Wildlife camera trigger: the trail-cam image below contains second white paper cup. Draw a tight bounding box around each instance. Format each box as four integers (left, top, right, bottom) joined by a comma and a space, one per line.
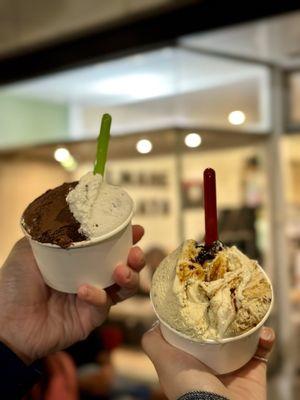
151, 267, 273, 375
23, 211, 133, 294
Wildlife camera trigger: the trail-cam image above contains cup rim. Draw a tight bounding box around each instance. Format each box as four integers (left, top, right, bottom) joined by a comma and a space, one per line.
21, 208, 134, 249
150, 265, 274, 345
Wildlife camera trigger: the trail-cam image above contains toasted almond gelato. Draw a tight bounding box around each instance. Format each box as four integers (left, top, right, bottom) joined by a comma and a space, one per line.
151, 240, 272, 341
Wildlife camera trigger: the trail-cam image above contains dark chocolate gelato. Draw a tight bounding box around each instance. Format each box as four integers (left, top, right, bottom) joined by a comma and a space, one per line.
22, 182, 87, 248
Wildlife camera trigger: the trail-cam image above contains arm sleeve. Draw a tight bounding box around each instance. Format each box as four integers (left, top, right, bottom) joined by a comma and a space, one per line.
0, 341, 42, 399
178, 392, 230, 400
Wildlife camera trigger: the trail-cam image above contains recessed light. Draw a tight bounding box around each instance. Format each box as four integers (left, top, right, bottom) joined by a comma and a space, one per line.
54, 148, 70, 162
92, 73, 168, 99
54, 147, 77, 171
228, 110, 246, 125
184, 133, 202, 148
136, 139, 152, 154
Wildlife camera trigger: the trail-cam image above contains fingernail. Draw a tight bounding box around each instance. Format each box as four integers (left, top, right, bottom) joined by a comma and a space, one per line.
262, 327, 273, 341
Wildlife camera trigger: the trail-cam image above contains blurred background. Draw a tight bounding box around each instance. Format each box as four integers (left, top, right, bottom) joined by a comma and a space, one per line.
1, 1, 300, 399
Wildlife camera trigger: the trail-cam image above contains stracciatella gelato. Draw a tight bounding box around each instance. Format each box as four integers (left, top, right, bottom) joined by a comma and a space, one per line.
151, 240, 272, 341
66, 171, 133, 239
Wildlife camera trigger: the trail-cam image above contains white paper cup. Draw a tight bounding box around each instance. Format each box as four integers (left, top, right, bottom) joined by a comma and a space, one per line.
22, 210, 133, 293
151, 267, 273, 375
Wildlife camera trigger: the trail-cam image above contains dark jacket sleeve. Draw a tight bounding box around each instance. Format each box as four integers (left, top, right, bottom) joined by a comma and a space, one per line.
0, 341, 42, 399
178, 391, 229, 400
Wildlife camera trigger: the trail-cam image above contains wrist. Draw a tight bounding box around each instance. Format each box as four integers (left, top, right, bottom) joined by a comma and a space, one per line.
0, 331, 35, 365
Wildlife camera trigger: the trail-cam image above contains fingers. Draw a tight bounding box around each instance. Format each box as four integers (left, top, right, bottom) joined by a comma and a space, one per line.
77, 284, 109, 307
77, 285, 112, 333
105, 246, 145, 304
132, 225, 144, 245
142, 325, 230, 399
259, 327, 275, 350
104, 261, 142, 305
255, 326, 275, 360
104, 246, 145, 304
127, 246, 145, 272
113, 263, 139, 290
78, 234, 145, 307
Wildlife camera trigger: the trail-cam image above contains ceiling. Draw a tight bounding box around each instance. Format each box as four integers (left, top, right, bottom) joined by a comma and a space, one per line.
2, 47, 267, 107
80, 77, 266, 137
5, 10, 300, 148
180, 11, 300, 68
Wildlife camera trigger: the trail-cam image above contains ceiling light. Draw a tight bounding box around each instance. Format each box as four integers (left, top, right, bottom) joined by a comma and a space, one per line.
228, 110, 246, 125
54, 148, 70, 162
92, 73, 169, 99
54, 147, 77, 171
136, 139, 152, 154
184, 133, 202, 148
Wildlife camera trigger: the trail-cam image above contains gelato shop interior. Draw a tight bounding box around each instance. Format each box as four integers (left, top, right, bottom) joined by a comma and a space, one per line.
1, 3, 300, 400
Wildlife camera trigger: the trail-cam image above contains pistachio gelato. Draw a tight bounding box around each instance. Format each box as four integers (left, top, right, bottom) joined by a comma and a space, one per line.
151, 240, 272, 341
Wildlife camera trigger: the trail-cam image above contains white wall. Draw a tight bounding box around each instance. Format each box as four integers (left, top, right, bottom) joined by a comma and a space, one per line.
0, 159, 69, 264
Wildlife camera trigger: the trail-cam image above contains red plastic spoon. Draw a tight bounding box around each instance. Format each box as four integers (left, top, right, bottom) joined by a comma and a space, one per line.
204, 168, 218, 247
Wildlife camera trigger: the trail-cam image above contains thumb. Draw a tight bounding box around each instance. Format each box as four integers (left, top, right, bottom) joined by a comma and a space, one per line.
77, 285, 111, 332
255, 326, 275, 361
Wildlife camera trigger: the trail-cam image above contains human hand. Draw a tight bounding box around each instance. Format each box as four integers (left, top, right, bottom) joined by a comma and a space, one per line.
142, 324, 275, 400
0, 225, 145, 365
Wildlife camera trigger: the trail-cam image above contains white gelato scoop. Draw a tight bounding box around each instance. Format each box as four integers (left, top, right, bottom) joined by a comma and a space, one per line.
67, 172, 133, 240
